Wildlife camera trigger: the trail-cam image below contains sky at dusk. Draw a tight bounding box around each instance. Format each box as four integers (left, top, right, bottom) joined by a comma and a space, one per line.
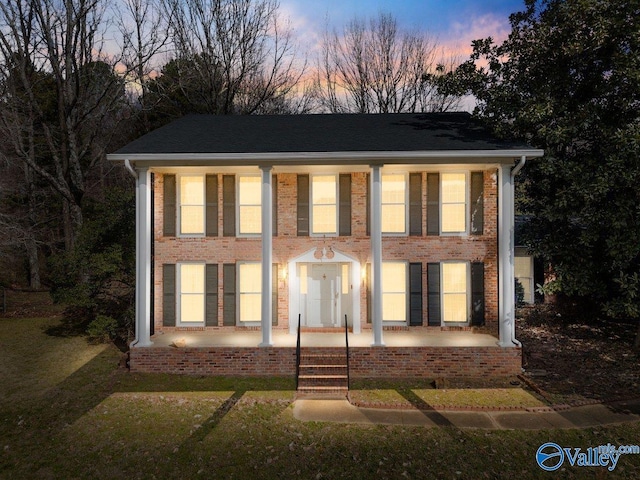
280, 0, 527, 56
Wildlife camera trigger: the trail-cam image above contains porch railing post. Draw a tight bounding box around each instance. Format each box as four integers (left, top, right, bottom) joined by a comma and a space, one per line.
295, 314, 301, 390
344, 314, 350, 391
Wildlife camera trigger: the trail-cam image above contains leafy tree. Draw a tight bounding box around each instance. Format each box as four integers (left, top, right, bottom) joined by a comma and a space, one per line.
440, 0, 640, 347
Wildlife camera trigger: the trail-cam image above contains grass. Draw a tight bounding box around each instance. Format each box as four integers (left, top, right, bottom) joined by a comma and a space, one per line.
1, 316, 640, 479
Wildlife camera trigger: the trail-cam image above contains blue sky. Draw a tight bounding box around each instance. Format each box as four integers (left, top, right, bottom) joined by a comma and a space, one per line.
280, 0, 526, 55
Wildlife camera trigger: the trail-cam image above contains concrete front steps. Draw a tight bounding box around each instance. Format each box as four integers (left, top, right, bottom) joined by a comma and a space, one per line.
297, 352, 348, 397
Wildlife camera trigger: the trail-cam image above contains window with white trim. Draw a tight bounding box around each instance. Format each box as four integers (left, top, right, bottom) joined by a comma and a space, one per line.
441, 173, 467, 233
179, 175, 205, 235
238, 175, 262, 235
382, 262, 406, 321
442, 262, 468, 323
239, 263, 261, 322
179, 263, 205, 323
381, 174, 406, 233
311, 174, 337, 234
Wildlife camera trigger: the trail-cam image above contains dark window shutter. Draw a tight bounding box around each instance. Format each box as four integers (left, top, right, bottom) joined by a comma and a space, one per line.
339, 174, 351, 236
163, 264, 176, 326
205, 264, 218, 326
223, 175, 235, 237
426, 173, 439, 236
409, 263, 423, 326
206, 175, 218, 237
409, 173, 422, 236
223, 264, 236, 326
427, 263, 441, 326
297, 174, 309, 236
365, 173, 370, 236
470, 172, 484, 235
272, 263, 278, 325
272, 174, 278, 237
471, 262, 485, 326
366, 263, 372, 324
163, 174, 176, 236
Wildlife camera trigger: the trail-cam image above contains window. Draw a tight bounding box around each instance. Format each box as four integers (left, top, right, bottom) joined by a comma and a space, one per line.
238, 175, 261, 235
442, 262, 468, 323
441, 173, 467, 233
515, 255, 534, 304
239, 263, 261, 322
381, 174, 406, 233
382, 262, 406, 321
312, 175, 337, 234
179, 176, 205, 235
179, 263, 205, 323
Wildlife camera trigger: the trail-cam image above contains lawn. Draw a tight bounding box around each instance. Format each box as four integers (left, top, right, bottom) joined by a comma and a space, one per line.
1, 316, 639, 479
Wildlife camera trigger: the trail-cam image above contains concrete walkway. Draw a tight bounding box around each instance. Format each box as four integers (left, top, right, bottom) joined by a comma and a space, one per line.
293, 398, 640, 430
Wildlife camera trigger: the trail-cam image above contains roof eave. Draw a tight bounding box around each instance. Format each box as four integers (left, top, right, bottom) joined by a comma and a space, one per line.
107, 149, 545, 166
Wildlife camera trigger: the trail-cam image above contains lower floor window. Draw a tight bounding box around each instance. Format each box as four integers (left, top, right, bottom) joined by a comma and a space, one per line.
382, 262, 406, 321
179, 263, 205, 323
442, 262, 468, 323
239, 263, 262, 322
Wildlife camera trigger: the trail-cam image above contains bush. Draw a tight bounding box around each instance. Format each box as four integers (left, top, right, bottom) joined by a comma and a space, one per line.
87, 315, 118, 343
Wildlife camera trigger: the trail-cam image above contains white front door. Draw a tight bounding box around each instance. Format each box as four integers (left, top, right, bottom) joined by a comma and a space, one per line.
308, 264, 338, 327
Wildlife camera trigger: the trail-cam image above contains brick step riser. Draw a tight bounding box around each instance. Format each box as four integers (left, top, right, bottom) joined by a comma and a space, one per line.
297, 387, 349, 395
298, 378, 348, 388
299, 355, 347, 366
299, 366, 347, 376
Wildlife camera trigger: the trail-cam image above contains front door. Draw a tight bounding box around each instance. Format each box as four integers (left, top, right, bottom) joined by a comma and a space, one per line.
308, 264, 338, 327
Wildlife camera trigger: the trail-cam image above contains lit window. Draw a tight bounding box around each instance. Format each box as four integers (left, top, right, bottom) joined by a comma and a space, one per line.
382, 262, 406, 321
239, 263, 261, 322
382, 174, 406, 233
180, 176, 205, 235
442, 263, 468, 323
312, 175, 337, 234
179, 264, 205, 323
441, 173, 466, 233
238, 175, 262, 235
341, 264, 349, 295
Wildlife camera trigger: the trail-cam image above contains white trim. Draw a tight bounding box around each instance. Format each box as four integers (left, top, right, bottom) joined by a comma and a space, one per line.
287, 248, 361, 335
176, 262, 206, 326
237, 174, 262, 237
440, 171, 469, 236
176, 174, 206, 237
310, 173, 338, 236
440, 261, 471, 326
109, 149, 544, 164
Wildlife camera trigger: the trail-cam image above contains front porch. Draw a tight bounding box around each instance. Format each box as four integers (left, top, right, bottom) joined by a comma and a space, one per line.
129, 330, 522, 378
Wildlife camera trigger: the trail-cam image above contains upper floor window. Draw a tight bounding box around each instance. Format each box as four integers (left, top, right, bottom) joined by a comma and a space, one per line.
179, 175, 205, 235
312, 175, 338, 235
381, 173, 406, 234
238, 175, 262, 235
441, 173, 467, 233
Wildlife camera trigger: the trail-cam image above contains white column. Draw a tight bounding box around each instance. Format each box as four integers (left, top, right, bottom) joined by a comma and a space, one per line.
498, 164, 515, 347
134, 166, 153, 347
370, 165, 385, 346
259, 166, 273, 347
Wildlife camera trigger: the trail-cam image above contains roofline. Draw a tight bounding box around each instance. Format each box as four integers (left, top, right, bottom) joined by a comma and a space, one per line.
108, 149, 545, 165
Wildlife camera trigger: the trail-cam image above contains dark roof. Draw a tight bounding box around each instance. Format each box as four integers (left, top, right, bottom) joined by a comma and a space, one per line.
112, 113, 534, 156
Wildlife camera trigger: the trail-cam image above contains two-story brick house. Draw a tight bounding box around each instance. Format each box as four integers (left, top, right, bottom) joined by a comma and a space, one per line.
108, 113, 543, 381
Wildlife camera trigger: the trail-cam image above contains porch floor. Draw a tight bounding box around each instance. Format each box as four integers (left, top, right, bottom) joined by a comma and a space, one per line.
146, 330, 500, 348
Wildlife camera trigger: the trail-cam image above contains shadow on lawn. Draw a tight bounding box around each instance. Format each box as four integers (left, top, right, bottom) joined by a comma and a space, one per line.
396, 388, 453, 426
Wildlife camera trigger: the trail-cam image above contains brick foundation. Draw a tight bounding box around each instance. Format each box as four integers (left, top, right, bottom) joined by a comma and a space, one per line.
129, 345, 522, 378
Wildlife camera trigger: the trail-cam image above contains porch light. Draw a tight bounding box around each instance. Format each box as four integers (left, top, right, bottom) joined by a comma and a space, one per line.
281, 264, 287, 281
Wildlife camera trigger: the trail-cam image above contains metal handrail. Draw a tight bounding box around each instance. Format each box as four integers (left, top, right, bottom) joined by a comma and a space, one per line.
344, 314, 350, 391
295, 314, 301, 390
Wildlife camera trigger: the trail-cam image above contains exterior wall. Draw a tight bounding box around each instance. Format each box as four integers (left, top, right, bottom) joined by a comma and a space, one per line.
129, 345, 521, 378
153, 169, 500, 334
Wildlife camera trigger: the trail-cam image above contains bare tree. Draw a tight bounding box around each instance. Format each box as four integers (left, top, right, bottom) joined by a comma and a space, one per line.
0, 0, 162, 251
157, 0, 306, 115
314, 12, 462, 113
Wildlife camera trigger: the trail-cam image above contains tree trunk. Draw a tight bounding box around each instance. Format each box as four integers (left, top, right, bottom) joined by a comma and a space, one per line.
26, 237, 41, 290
